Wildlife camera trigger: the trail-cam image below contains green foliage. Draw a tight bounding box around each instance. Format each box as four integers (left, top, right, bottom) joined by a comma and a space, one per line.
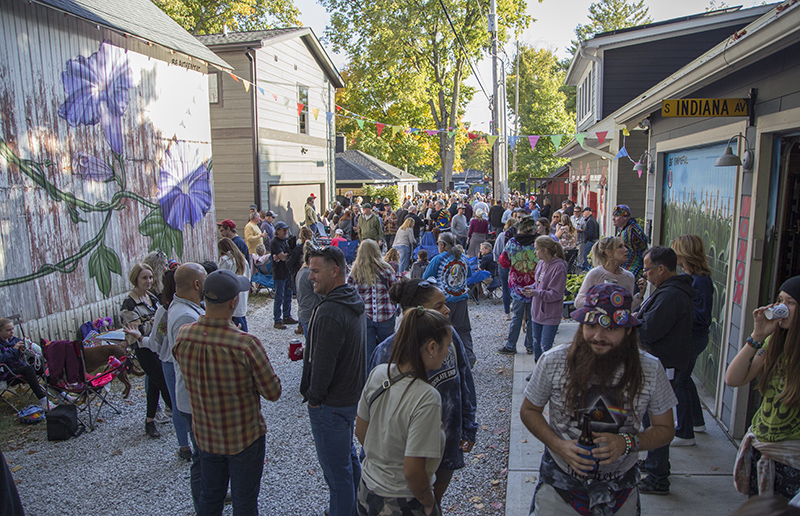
705, 1, 730, 12
362, 185, 400, 209
506, 46, 574, 185
564, 273, 586, 301
138, 208, 185, 259
88, 243, 122, 297
153, 0, 300, 35
461, 137, 492, 173
569, 0, 652, 55
323, 0, 532, 185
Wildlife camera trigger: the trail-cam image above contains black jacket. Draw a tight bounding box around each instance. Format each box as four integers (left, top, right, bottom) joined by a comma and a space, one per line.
583, 216, 599, 242
637, 274, 696, 371
301, 284, 366, 407
489, 205, 505, 228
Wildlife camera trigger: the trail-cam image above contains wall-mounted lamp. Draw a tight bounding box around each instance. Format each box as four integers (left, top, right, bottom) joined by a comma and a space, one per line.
633, 151, 653, 177
715, 134, 753, 170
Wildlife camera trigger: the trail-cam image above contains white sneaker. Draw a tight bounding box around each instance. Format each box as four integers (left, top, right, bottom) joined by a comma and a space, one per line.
693, 425, 707, 433
41, 400, 58, 412
671, 436, 695, 447
154, 409, 171, 424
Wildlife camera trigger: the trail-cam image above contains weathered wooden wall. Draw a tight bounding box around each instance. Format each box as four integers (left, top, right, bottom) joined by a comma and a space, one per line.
0, 1, 217, 341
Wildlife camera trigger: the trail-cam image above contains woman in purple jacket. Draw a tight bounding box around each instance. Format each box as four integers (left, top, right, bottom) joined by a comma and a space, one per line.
523, 236, 568, 361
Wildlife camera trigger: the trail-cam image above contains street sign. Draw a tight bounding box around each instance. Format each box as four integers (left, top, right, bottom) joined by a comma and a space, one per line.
662, 98, 748, 118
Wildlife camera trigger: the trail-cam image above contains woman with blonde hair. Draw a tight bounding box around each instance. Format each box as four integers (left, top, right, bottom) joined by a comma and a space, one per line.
523, 236, 568, 360
727, 275, 800, 500
348, 239, 398, 362
142, 251, 169, 302
392, 217, 416, 274
573, 236, 640, 309
384, 248, 400, 274
670, 234, 715, 446
217, 237, 250, 331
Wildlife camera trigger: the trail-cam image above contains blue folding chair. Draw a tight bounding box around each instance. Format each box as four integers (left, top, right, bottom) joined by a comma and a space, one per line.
412, 232, 439, 260
338, 240, 360, 263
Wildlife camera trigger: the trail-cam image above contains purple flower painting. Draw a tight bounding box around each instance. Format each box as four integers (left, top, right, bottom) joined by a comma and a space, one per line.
158, 144, 212, 229
71, 152, 114, 180
58, 42, 133, 154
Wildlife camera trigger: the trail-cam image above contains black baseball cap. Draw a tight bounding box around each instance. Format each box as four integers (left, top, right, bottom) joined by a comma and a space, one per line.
203, 270, 249, 304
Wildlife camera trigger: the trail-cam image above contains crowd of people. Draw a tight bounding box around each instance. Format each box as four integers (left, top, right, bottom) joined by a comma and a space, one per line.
2, 188, 799, 516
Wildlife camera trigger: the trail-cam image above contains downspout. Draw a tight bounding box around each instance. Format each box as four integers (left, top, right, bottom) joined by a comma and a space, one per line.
246, 48, 262, 209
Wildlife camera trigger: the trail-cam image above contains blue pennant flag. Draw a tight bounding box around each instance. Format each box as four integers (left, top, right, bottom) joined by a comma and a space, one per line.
615, 146, 630, 160
508, 135, 520, 149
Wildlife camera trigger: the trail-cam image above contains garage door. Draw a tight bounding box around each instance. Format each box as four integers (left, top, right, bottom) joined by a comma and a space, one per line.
268, 183, 323, 236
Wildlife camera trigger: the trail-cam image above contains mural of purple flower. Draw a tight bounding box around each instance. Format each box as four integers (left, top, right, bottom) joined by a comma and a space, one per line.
58, 42, 133, 154
158, 144, 212, 229
71, 152, 114, 180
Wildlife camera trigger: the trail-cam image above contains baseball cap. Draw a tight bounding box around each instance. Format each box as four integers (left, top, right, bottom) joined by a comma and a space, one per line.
583, 207, 593, 212
217, 219, 236, 229
249, 204, 258, 210
362, 202, 372, 209
203, 269, 250, 304
335, 228, 344, 235
265, 210, 277, 218
309, 193, 317, 198
570, 284, 641, 328
274, 221, 289, 230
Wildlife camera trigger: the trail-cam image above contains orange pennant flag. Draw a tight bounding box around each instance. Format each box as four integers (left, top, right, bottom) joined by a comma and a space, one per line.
297, 103, 304, 116
228, 72, 239, 83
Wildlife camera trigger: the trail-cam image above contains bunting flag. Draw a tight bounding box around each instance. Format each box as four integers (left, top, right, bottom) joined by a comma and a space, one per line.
297, 103, 304, 116
596, 131, 608, 144
356, 119, 365, 130
637, 168, 642, 179
336, 105, 342, 111
622, 127, 630, 137
312, 107, 320, 120
392, 126, 401, 137
550, 134, 563, 149
616, 146, 630, 160
468, 132, 479, 140
244, 81, 250, 92
376, 123, 385, 136
409, 128, 419, 134
508, 135, 520, 149
486, 135, 498, 147
283, 98, 290, 106
576, 133, 586, 146
326, 112, 333, 124
258, 87, 265, 96
228, 72, 239, 82
272, 93, 278, 101
528, 135, 540, 149
426, 130, 439, 136
448, 131, 456, 138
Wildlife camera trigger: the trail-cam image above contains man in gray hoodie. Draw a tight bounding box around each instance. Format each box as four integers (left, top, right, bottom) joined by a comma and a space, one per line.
301, 245, 366, 516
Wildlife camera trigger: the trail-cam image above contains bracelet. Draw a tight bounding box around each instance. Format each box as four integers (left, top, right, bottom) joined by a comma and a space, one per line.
746, 336, 764, 350
621, 433, 640, 456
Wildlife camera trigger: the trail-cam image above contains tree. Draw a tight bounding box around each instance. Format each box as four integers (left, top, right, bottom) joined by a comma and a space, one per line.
507, 46, 574, 186
154, 0, 300, 35
461, 137, 492, 173
323, 0, 531, 190
569, 0, 652, 54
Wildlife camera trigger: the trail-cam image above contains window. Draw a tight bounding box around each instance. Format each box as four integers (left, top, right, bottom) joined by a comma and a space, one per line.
298, 85, 309, 134
208, 72, 220, 104
576, 67, 595, 126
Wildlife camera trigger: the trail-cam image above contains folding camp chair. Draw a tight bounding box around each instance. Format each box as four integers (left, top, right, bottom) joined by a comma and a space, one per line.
338, 240, 360, 263
42, 340, 125, 430
412, 232, 439, 261
0, 364, 42, 412
251, 258, 275, 296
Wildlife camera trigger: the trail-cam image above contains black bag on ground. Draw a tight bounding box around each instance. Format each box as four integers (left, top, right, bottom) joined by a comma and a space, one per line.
46, 405, 85, 441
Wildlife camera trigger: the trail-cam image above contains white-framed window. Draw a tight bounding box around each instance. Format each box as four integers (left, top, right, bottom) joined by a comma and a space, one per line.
576, 67, 595, 126
298, 85, 309, 134
208, 72, 220, 104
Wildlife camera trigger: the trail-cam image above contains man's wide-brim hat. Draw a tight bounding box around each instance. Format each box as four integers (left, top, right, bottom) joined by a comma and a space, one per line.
613, 204, 631, 217
571, 284, 642, 329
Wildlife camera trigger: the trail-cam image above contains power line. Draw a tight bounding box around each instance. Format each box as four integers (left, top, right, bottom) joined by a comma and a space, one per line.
436, 0, 491, 103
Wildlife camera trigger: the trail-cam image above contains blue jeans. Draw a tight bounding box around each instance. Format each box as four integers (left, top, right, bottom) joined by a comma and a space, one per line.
198, 435, 265, 516
232, 316, 248, 332
161, 362, 190, 448
273, 277, 293, 322
396, 245, 411, 274
644, 394, 674, 488
308, 404, 361, 516
366, 317, 395, 368
181, 411, 203, 515
675, 331, 709, 439
499, 267, 511, 315
582, 240, 596, 271
532, 322, 559, 361
504, 299, 532, 352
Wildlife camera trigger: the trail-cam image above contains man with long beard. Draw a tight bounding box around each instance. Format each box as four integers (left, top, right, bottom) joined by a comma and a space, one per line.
520, 284, 677, 516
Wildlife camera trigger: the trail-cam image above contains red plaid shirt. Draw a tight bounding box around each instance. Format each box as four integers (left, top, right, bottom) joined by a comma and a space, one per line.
347, 267, 398, 322
173, 316, 281, 455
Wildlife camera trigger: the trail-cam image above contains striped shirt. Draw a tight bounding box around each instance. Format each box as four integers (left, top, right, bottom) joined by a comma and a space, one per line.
173, 316, 281, 455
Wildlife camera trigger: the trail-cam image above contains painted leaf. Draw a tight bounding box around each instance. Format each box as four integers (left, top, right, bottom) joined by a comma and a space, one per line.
88, 243, 121, 296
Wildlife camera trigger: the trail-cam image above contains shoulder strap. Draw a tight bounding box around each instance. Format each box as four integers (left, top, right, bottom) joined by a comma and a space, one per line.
367, 370, 413, 409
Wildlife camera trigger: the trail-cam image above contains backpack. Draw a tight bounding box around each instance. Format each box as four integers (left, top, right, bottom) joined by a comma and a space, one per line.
17, 405, 45, 424
46, 405, 85, 441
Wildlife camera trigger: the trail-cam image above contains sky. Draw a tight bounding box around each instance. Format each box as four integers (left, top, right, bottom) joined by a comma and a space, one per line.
292, 0, 770, 129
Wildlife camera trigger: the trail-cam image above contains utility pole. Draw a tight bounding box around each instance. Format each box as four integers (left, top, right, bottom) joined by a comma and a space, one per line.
489, 0, 507, 201
512, 38, 520, 185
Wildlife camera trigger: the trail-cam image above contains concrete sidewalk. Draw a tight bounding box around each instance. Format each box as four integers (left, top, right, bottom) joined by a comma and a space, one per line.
505, 321, 747, 515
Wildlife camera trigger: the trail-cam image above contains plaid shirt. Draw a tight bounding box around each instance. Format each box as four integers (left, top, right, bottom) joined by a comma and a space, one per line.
347, 267, 397, 322
173, 316, 281, 455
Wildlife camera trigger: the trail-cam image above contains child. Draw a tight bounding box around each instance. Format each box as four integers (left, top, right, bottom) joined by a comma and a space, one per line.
409, 249, 429, 279
383, 248, 400, 274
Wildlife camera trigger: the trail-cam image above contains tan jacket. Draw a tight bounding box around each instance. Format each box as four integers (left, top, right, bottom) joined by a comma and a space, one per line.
244, 222, 263, 255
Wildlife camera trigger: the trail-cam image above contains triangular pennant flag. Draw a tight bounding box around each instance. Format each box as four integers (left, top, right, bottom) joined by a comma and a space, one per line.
243, 81, 250, 92
637, 169, 642, 179
271, 93, 278, 101
448, 131, 456, 138
508, 135, 519, 149
426, 130, 439, 136
283, 98, 290, 106
228, 72, 239, 82
336, 105, 342, 111
392, 126, 401, 137
409, 128, 419, 134
576, 133, 585, 146
528, 135, 540, 149
356, 119, 365, 130
550, 134, 563, 149
297, 103, 304, 117
326, 112, 333, 124
596, 131, 608, 144
376, 123, 385, 136
468, 132, 479, 140
615, 146, 630, 160
486, 135, 498, 147
258, 87, 265, 96
622, 127, 630, 137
